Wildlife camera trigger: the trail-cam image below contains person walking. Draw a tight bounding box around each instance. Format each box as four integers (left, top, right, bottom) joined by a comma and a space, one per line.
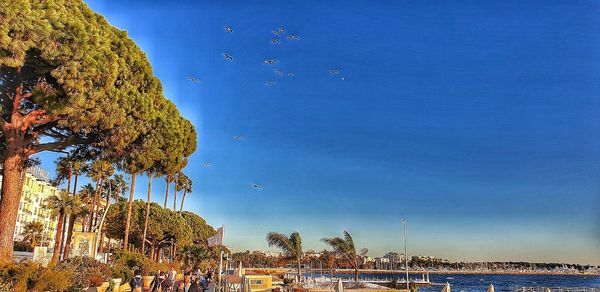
130, 270, 143, 292
167, 267, 177, 291
175, 274, 200, 292
151, 271, 166, 292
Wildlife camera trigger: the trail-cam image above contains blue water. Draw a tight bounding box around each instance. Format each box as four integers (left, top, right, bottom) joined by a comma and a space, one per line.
305, 273, 600, 292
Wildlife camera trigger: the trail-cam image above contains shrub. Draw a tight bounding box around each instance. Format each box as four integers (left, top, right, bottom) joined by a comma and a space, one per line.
110, 262, 133, 283
0, 261, 72, 291
57, 257, 111, 291
113, 249, 155, 275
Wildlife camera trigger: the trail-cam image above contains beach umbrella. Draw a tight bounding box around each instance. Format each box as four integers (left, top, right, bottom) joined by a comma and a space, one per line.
487, 284, 495, 292
335, 278, 344, 292
442, 282, 451, 292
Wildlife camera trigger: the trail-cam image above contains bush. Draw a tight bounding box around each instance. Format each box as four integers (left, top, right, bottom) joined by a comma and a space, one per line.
57, 257, 111, 291
110, 262, 133, 283
13, 241, 33, 252
0, 261, 73, 291
113, 249, 155, 275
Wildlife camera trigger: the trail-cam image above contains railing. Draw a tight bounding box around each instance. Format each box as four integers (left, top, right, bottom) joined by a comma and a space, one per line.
515, 287, 600, 292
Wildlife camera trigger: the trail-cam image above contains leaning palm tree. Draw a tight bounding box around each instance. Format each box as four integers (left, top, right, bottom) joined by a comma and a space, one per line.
266, 231, 303, 283
321, 230, 364, 281
21, 221, 44, 247
178, 174, 192, 211
46, 190, 79, 263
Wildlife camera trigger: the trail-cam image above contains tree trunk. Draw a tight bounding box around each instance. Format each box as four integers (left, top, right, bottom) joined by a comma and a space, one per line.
163, 175, 170, 209
63, 213, 77, 260
173, 176, 178, 211
124, 174, 136, 249
0, 152, 25, 260
142, 173, 152, 254
72, 174, 79, 195
179, 189, 187, 212
92, 178, 104, 231
98, 225, 105, 254
88, 179, 100, 232
297, 258, 302, 283
51, 211, 65, 263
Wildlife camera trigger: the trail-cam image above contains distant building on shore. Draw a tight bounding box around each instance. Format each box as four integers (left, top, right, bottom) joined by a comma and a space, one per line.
0, 166, 60, 247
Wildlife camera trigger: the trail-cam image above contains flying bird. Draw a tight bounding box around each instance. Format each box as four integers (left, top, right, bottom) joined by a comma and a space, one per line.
232, 135, 244, 141
329, 68, 340, 75
224, 25, 233, 33
271, 39, 280, 45
272, 27, 285, 35
223, 53, 234, 61
273, 68, 283, 76
287, 72, 295, 77
252, 183, 263, 190
287, 34, 300, 40
265, 81, 276, 87
202, 162, 212, 168
187, 76, 201, 83
263, 59, 279, 65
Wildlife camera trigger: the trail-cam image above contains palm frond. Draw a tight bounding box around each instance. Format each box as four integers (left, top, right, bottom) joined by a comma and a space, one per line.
266, 232, 294, 256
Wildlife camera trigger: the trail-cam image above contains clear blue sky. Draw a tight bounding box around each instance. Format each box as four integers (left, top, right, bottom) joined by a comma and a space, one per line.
40, 0, 600, 264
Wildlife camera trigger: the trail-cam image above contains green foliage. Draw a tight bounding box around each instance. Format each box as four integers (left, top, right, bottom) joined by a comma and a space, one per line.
113, 249, 155, 275
178, 244, 209, 271
0, 261, 73, 291
57, 256, 111, 291
109, 262, 133, 283
180, 211, 216, 245
266, 232, 303, 261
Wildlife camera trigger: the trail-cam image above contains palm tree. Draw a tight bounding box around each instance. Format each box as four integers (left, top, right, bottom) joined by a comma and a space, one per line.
46, 190, 79, 263
85, 160, 114, 231
78, 183, 95, 232
321, 230, 364, 281
21, 221, 44, 247
53, 157, 73, 194
266, 231, 303, 283
178, 174, 192, 211
178, 245, 209, 270
62, 197, 88, 260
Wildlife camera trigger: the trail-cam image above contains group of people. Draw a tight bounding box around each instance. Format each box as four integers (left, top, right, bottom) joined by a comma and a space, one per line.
130, 267, 217, 292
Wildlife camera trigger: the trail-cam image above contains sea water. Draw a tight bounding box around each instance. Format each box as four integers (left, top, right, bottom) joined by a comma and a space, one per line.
305, 273, 600, 292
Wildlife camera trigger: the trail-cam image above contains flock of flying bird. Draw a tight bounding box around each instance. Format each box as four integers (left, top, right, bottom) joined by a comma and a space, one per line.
186, 25, 347, 191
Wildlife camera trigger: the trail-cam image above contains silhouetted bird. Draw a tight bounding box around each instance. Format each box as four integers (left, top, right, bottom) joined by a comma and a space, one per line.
223, 53, 234, 61
225, 25, 233, 33
187, 76, 201, 83
252, 183, 263, 190
203, 162, 212, 168
271, 39, 280, 45
232, 135, 244, 141
287, 34, 300, 40
272, 27, 285, 35
287, 73, 296, 77
273, 68, 283, 76
265, 81, 276, 87
329, 69, 340, 75
263, 59, 279, 65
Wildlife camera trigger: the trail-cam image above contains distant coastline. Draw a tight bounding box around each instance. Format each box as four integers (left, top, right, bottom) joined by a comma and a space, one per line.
246, 268, 600, 277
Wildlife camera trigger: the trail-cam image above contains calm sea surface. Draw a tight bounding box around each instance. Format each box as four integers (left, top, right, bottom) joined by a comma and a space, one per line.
305, 273, 600, 292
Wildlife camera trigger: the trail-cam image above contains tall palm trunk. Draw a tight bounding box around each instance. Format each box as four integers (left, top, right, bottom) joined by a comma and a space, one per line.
163, 175, 171, 209
59, 172, 72, 260
297, 258, 302, 283
142, 173, 153, 254
51, 211, 65, 263
63, 213, 77, 260
179, 189, 187, 212
173, 176, 179, 211
88, 179, 101, 232
124, 174, 136, 250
